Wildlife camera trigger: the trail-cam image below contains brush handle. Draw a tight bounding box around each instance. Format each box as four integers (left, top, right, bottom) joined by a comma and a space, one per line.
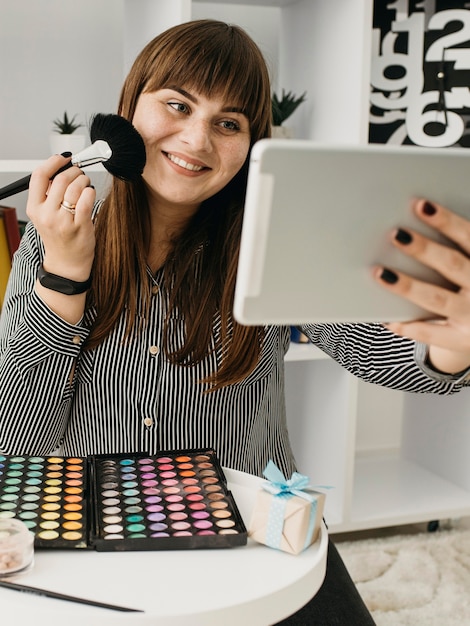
0, 174, 31, 200
0, 162, 74, 201
0, 580, 143, 613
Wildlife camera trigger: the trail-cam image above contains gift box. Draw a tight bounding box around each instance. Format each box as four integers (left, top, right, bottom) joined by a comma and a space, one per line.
249, 461, 326, 555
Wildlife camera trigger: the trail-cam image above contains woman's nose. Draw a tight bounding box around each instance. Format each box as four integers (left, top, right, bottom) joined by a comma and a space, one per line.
180, 117, 212, 152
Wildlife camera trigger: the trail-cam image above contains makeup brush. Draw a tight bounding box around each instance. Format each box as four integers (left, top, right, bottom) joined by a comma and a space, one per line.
0, 113, 146, 201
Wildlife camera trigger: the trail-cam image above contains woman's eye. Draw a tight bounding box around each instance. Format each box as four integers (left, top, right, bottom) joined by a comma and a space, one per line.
168, 101, 189, 113
220, 119, 241, 132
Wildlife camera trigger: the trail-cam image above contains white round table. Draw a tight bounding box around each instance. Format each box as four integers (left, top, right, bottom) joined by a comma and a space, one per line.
0, 468, 328, 626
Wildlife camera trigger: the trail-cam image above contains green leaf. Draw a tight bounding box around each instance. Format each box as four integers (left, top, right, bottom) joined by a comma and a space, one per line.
52, 111, 83, 134
272, 90, 307, 126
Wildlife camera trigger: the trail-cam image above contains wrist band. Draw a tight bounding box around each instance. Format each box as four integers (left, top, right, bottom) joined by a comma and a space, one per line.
37, 264, 92, 295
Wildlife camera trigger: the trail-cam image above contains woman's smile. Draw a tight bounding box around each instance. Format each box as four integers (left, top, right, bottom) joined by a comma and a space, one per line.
164, 151, 209, 173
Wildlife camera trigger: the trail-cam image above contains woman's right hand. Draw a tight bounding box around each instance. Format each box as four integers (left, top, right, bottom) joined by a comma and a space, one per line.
26, 153, 96, 324
27, 153, 96, 283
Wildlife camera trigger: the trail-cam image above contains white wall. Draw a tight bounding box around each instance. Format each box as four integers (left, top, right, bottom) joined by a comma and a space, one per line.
191, 2, 281, 89
0, 0, 126, 159
123, 0, 192, 75
281, 0, 372, 142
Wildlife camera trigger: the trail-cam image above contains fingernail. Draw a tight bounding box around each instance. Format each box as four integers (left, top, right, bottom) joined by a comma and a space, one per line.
60, 151, 72, 158
395, 228, 413, 244
379, 268, 399, 284
422, 201, 436, 216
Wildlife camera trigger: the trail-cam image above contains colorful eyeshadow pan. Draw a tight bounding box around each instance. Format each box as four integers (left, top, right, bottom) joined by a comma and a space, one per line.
0, 455, 88, 549
0, 449, 246, 551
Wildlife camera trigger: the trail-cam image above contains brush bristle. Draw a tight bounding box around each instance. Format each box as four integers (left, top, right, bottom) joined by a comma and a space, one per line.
89, 113, 146, 181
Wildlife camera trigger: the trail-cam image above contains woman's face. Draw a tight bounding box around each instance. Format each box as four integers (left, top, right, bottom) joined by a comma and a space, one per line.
132, 87, 251, 214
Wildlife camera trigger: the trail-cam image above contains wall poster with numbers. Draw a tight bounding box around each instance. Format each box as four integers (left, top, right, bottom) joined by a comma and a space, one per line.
369, 0, 470, 148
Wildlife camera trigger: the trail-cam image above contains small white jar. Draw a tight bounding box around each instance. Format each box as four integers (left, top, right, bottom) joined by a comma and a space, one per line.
0, 518, 34, 577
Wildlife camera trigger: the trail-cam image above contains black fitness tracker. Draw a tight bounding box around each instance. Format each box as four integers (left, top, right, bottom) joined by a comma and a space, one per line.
37, 264, 92, 295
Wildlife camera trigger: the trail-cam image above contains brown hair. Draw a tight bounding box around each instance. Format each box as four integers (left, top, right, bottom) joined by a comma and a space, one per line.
86, 20, 272, 390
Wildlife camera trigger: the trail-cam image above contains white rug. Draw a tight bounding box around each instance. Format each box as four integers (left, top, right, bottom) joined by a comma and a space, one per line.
336, 527, 470, 626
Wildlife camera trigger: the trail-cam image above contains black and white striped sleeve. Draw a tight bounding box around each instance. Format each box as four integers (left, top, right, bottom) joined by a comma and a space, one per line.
0, 222, 89, 453
301, 322, 469, 395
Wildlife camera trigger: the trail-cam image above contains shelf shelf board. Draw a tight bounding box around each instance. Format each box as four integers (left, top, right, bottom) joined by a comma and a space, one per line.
333, 453, 470, 533
0, 160, 43, 172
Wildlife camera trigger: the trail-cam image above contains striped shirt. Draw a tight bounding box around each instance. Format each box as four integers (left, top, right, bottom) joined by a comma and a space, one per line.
1, 222, 468, 478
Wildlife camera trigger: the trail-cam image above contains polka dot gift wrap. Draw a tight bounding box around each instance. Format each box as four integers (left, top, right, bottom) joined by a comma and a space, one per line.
248, 461, 326, 555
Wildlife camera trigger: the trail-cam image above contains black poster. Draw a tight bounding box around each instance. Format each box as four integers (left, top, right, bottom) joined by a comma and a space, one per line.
370, 0, 470, 147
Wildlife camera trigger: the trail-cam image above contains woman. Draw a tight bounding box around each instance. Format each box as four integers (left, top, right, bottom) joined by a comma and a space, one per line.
1, 19, 470, 625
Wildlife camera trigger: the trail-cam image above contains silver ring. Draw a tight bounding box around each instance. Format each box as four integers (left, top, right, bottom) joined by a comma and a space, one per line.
60, 200, 76, 215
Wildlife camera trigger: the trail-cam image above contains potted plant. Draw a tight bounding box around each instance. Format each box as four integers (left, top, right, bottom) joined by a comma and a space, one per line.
49, 111, 86, 154
271, 89, 307, 138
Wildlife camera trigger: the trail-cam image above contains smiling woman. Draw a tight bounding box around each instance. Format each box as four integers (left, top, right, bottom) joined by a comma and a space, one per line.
3, 17, 470, 626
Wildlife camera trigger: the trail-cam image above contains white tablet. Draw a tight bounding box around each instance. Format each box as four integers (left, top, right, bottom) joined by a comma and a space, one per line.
233, 139, 470, 325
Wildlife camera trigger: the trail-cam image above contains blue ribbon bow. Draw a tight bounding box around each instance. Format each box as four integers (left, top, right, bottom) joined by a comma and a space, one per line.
263, 460, 313, 501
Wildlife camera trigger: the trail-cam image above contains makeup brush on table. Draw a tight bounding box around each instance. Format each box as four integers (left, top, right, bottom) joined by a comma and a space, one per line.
0, 113, 146, 201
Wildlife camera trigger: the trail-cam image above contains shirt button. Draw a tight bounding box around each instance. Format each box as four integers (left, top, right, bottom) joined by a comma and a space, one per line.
149, 345, 159, 356
72, 335, 81, 345
143, 417, 153, 427
151, 284, 159, 295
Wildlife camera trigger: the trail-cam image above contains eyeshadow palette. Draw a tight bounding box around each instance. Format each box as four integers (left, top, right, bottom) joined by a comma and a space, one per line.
0, 449, 247, 551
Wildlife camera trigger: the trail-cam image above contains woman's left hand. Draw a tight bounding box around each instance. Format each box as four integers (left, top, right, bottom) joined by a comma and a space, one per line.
374, 198, 470, 375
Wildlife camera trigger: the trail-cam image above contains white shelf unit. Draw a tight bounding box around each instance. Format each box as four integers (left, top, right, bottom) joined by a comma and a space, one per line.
285, 344, 470, 533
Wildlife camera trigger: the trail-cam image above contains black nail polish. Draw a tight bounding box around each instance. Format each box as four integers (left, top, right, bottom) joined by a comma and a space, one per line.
422, 201, 436, 216
60, 151, 72, 158
395, 228, 413, 245
380, 268, 399, 284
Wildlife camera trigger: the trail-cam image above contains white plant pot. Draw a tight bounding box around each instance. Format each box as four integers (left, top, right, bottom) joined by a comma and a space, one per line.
271, 126, 294, 139
49, 133, 86, 155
